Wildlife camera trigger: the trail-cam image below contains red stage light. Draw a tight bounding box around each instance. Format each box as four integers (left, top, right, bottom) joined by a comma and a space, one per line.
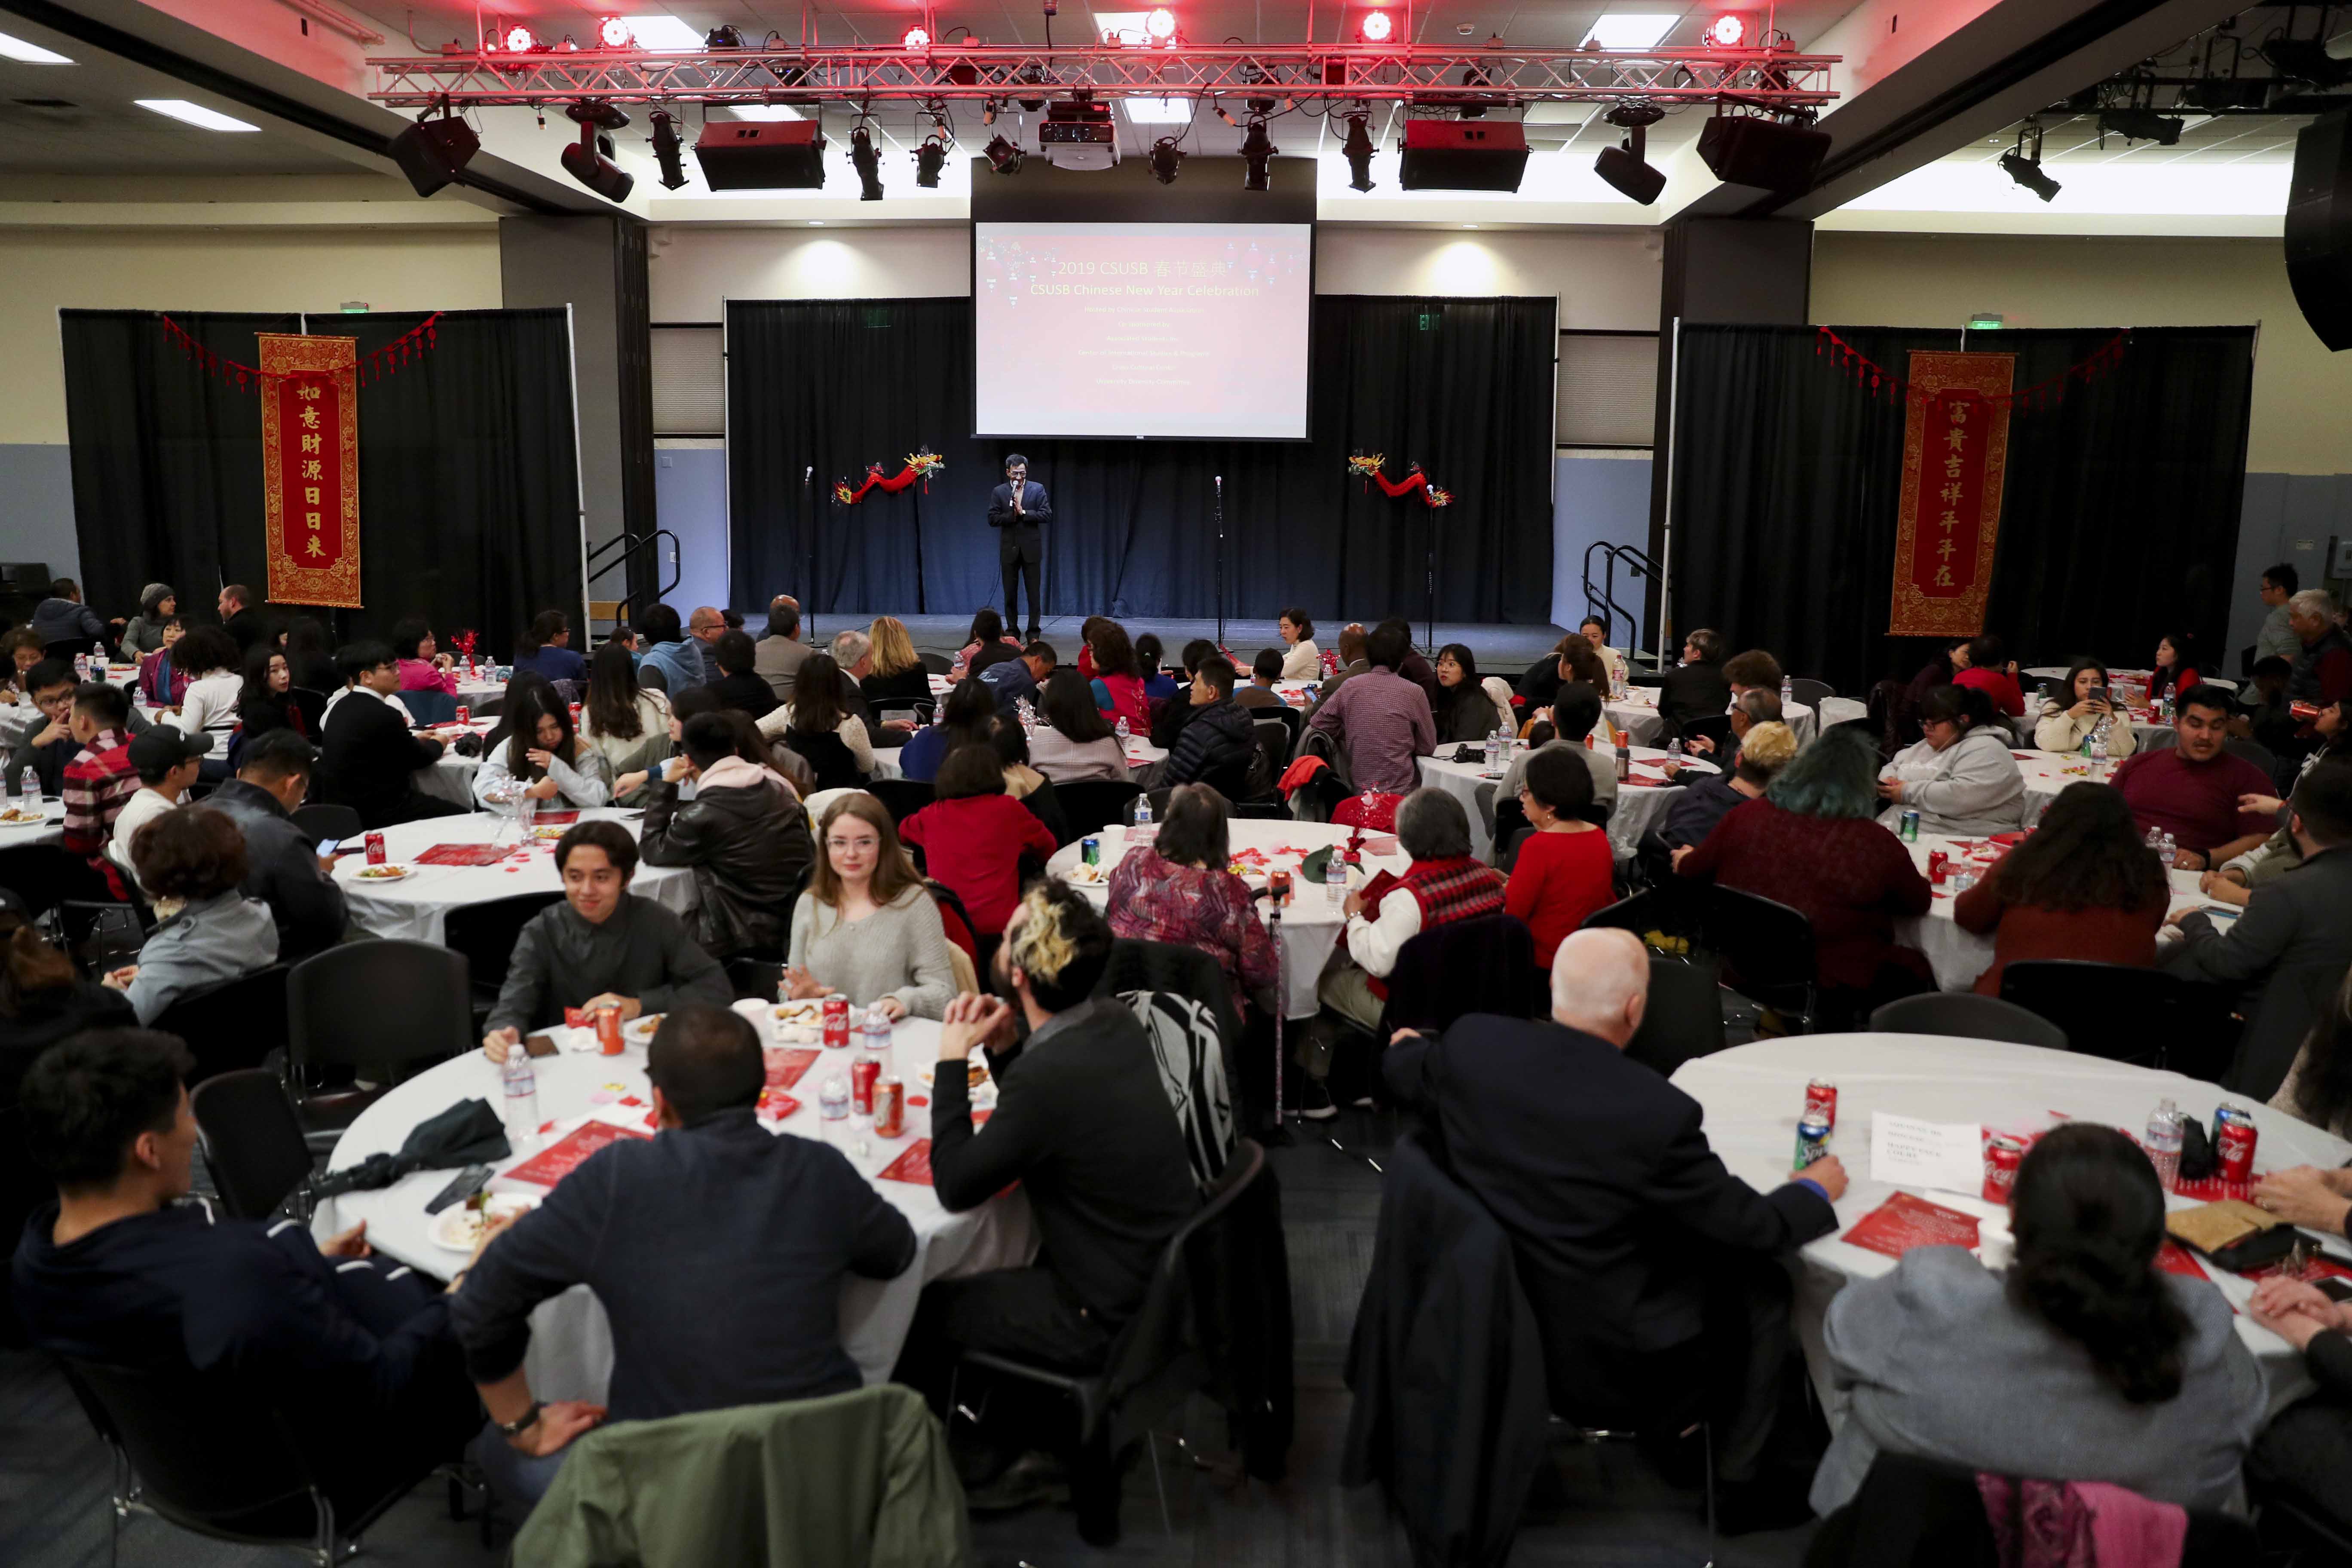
1702, 12, 1747, 47
1358, 8, 1393, 42
1145, 7, 1178, 42
902, 23, 932, 48
596, 16, 634, 48
499, 23, 536, 52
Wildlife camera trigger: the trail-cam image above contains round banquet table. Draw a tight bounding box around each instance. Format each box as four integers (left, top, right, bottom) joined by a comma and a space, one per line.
0, 797, 65, 847
313, 1011, 1035, 1399
329, 807, 695, 945
1418, 746, 1716, 864
1605, 688, 1818, 748
1894, 832, 2227, 992
1672, 1034, 2344, 1424
452, 674, 505, 713
408, 717, 502, 808
1046, 817, 1409, 1019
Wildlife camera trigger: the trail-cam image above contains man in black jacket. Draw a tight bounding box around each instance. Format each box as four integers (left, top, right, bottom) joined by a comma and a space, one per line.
319, 640, 462, 829
1386, 926, 1846, 1528
1656, 627, 1733, 744
204, 729, 349, 962
639, 713, 813, 959
217, 583, 270, 655
987, 453, 1050, 641
12, 1029, 478, 1518
1162, 656, 1256, 795
451, 1005, 917, 1508
895, 881, 1196, 1472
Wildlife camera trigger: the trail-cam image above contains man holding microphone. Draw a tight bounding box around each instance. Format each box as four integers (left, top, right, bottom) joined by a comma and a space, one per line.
988, 453, 1050, 643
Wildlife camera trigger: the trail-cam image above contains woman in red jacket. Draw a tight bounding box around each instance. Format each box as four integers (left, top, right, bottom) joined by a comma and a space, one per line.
1951, 634, 2025, 718
1085, 619, 1153, 735
898, 740, 1058, 937
1504, 744, 1614, 968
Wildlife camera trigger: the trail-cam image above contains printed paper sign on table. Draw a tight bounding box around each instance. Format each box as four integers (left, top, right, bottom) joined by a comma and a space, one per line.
1869, 1111, 1986, 1195
260, 334, 361, 609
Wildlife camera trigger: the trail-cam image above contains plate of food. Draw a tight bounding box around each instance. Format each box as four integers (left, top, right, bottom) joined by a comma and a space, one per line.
773, 998, 826, 1027
0, 805, 49, 826
919, 1059, 995, 1094
1065, 861, 1109, 885
354, 863, 412, 882
531, 824, 569, 841
429, 1192, 537, 1252
622, 1011, 664, 1044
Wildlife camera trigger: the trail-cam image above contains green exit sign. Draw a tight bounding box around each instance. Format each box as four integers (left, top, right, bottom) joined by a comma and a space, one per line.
1417, 311, 1441, 331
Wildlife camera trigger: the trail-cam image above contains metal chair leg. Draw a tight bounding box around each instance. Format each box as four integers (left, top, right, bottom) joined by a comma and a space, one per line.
1700, 1420, 1716, 1568
1147, 1430, 1173, 1537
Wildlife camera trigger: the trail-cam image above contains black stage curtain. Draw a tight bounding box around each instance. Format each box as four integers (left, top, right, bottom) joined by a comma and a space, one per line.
1668, 325, 2256, 697
60, 308, 583, 655
726, 294, 1557, 624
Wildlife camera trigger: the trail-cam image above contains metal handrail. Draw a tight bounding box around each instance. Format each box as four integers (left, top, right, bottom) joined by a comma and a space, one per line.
585, 528, 680, 612
1583, 541, 1658, 660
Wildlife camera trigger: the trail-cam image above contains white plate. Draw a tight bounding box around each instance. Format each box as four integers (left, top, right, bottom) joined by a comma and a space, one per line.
352, 864, 412, 882
0, 810, 51, 827
623, 1011, 663, 1044
428, 1193, 538, 1251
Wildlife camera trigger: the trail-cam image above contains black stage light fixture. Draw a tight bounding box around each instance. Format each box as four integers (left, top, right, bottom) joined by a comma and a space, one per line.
1148, 136, 1184, 183
2263, 37, 2352, 89
2098, 106, 2184, 146
2000, 119, 2060, 202
915, 135, 948, 186
851, 124, 884, 199
984, 133, 1025, 173
387, 98, 479, 197
648, 108, 690, 189
1342, 110, 1376, 191
704, 24, 747, 48
1240, 116, 1276, 190
1593, 100, 1666, 204
560, 100, 634, 201
1696, 111, 1831, 190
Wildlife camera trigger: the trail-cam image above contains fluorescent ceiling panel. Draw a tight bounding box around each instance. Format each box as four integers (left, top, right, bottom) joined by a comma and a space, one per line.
136, 99, 260, 132
730, 104, 805, 120
1123, 97, 1195, 123
1580, 14, 1678, 49
0, 30, 71, 64
625, 15, 708, 51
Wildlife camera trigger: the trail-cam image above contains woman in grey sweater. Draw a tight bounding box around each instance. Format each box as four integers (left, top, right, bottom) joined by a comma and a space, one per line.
783, 793, 959, 1021
104, 805, 281, 1025
1810, 1123, 2264, 1519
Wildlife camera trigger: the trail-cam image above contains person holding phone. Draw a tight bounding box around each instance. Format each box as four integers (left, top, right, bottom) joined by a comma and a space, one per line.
2034, 658, 2138, 757
987, 453, 1050, 642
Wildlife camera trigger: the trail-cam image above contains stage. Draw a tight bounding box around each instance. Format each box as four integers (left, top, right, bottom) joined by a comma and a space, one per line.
791, 612, 1578, 672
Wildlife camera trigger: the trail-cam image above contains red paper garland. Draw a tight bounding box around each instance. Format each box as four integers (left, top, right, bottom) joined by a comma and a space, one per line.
1813, 327, 2125, 411
158, 312, 443, 391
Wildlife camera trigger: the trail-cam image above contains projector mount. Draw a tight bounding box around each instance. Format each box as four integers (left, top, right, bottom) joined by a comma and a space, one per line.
368, 42, 1839, 111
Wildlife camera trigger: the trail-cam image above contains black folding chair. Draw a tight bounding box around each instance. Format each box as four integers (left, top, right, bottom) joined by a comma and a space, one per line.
1998, 960, 2208, 1073
919, 650, 953, 675
190, 1069, 317, 1221
288, 686, 328, 738
1625, 954, 1729, 1078
1056, 779, 1144, 842
286, 941, 473, 1150
443, 892, 562, 1024
289, 802, 361, 845
394, 689, 457, 726
151, 966, 291, 1084
953, 1138, 1268, 1546
1378, 915, 1540, 1035
728, 956, 784, 1001
1702, 886, 1818, 1033
1869, 991, 2069, 1051
863, 777, 934, 827
1787, 677, 1835, 714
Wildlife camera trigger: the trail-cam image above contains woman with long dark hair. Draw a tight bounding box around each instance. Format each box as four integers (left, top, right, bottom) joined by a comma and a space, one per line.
1086, 619, 1153, 735
469, 686, 612, 808
952, 606, 1021, 680
1276, 607, 1320, 681
282, 615, 335, 694
1027, 667, 1127, 783
389, 616, 459, 695
1810, 1123, 2263, 1517
896, 676, 995, 785
2147, 631, 2201, 706
2033, 658, 2136, 758
579, 640, 670, 770
774, 651, 871, 792
783, 793, 959, 1020
512, 609, 587, 684
167, 625, 243, 736
235, 644, 306, 744
1952, 781, 2169, 995
1430, 642, 1513, 744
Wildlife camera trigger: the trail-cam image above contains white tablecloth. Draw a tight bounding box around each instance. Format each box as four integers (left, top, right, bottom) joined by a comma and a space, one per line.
453, 675, 505, 712
409, 718, 502, 807
1672, 1035, 2343, 1423
1046, 818, 1409, 1018
1893, 833, 2224, 992
1415, 756, 1501, 864
315, 1012, 1035, 1396
330, 807, 695, 945
0, 798, 65, 847
1605, 689, 1818, 748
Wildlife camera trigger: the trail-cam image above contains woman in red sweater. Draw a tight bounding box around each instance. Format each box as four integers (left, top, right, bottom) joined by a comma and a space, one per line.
1675, 726, 1934, 1014
1504, 744, 1614, 968
1951, 633, 2025, 718
2146, 631, 2201, 710
899, 740, 1058, 936
1952, 781, 2169, 996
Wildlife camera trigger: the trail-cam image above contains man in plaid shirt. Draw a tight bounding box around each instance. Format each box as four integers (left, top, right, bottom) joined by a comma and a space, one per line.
61, 682, 143, 884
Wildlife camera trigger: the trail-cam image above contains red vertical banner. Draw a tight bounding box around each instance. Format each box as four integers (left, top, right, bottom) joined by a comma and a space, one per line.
1889, 351, 2013, 638
260, 333, 361, 609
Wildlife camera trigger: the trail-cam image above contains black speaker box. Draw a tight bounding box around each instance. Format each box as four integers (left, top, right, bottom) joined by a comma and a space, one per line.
1398, 120, 1529, 192
387, 115, 479, 198
1696, 115, 1831, 192
694, 120, 828, 190
2288, 112, 2352, 352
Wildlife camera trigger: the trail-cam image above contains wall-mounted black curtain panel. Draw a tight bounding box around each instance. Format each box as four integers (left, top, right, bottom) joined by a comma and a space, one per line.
60, 308, 584, 655
726, 294, 1557, 624
1668, 325, 2256, 697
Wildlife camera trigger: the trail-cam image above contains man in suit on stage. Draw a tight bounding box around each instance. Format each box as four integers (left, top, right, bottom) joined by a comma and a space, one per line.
988, 453, 1050, 642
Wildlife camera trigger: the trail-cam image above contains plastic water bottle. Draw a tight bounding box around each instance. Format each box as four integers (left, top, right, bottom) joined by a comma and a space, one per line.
2159, 830, 2178, 870
1780, 675, 1794, 710
1130, 792, 1155, 844
2145, 826, 2166, 856
1666, 737, 1684, 761
73, 652, 90, 682
2145, 1099, 2184, 1193
2089, 720, 2110, 779
1114, 716, 1130, 746
500, 1048, 540, 1146
818, 1073, 850, 1122
1325, 850, 1348, 907
1483, 728, 1500, 772
1016, 696, 1036, 735
17, 766, 38, 809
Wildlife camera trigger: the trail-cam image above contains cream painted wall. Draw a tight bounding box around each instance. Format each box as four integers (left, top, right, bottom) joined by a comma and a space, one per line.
649, 223, 1663, 328
1810, 231, 2352, 476
0, 226, 502, 445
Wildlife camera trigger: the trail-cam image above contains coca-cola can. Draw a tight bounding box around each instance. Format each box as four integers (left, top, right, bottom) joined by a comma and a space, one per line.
822, 995, 850, 1049
454, 704, 470, 726
1927, 850, 1949, 885
850, 1055, 881, 1117
1804, 1078, 1838, 1131
596, 1007, 624, 1056
364, 831, 386, 866
874, 1077, 906, 1138
2215, 1103, 2258, 1185
1983, 1134, 2027, 1205
569, 702, 581, 726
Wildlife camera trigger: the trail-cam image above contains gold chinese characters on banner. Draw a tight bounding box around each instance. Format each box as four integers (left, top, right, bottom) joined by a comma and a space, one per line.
260, 333, 361, 609
1888, 351, 2013, 638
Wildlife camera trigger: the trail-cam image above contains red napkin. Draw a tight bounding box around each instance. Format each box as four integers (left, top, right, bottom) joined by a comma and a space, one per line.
1361, 835, 1400, 856
754, 1087, 802, 1120
766, 1047, 820, 1089
503, 1121, 652, 1188
1841, 1192, 1981, 1259
415, 843, 509, 867
2157, 1240, 2212, 1285
877, 1139, 934, 1185
535, 810, 581, 826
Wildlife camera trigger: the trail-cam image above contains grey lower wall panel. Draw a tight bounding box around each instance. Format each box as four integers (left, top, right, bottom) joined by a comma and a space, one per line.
0, 444, 78, 584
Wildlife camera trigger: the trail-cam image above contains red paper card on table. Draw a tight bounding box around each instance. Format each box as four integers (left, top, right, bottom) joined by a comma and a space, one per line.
502, 1120, 650, 1188
877, 1139, 934, 1185
768, 1048, 819, 1089
415, 843, 510, 867
2157, 1240, 2211, 1284
754, 1087, 802, 1121
535, 810, 581, 826
1841, 1192, 1982, 1259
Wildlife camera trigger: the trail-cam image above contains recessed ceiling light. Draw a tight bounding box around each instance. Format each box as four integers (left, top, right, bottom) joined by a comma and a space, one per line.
1580, 14, 1678, 49
0, 30, 70, 64
731, 104, 804, 121
1122, 97, 1192, 123
809, 220, 825, 225
136, 99, 260, 132
1461, 223, 1478, 228
624, 15, 707, 51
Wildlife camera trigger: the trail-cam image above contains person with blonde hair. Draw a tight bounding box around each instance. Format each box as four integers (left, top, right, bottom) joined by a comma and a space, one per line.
1655, 719, 1799, 854
781, 793, 959, 1020
858, 615, 933, 722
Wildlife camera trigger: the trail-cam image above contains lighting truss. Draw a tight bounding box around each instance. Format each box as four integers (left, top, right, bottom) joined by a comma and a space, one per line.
367, 42, 1839, 110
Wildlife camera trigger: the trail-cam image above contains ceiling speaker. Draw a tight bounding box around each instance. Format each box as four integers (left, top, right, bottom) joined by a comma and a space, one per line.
1696, 115, 1831, 192
2287, 112, 2352, 351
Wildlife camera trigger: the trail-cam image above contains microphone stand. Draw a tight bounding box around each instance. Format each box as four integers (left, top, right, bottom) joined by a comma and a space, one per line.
1213, 474, 1226, 651
803, 465, 818, 641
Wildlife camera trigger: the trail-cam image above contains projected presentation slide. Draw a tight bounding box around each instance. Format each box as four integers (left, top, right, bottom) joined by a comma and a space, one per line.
974, 221, 1312, 440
